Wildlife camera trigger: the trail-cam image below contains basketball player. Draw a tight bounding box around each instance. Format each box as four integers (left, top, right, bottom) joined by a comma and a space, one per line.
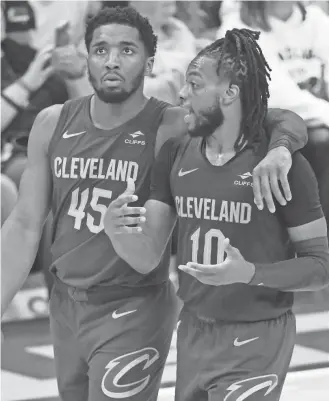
105, 29, 329, 401
1, 6, 308, 401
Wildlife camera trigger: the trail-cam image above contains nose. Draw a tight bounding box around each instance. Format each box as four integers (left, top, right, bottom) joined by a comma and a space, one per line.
105, 50, 120, 69
179, 84, 189, 106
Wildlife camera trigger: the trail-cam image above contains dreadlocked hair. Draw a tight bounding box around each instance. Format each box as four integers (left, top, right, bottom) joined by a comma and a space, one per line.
196, 28, 272, 150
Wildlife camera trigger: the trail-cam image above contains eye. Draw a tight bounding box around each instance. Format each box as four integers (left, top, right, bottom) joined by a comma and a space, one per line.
123, 48, 134, 55
190, 82, 199, 90
96, 47, 106, 55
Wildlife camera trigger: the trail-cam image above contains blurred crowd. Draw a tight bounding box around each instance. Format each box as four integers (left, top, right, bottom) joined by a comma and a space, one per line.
1, 1, 329, 290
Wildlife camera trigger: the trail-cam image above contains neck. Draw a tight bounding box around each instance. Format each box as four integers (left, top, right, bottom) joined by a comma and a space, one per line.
267, 1, 295, 21
205, 114, 242, 166
206, 113, 242, 155
90, 88, 148, 130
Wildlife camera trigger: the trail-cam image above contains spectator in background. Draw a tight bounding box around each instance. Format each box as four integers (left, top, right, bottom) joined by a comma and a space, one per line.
175, 1, 222, 45
131, 1, 198, 104
1, 1, 69, 188
217, 0, 329, 231
27, 0, 100, 99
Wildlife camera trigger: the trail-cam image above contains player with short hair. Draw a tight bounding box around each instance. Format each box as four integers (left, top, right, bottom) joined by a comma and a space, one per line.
2, 6, 308, 401
105, 28, 329, 401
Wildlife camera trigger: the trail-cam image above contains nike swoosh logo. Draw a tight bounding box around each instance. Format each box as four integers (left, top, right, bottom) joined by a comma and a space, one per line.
234, 336, 259, 347
112, 309, 137, 319
178, 168, 199, 177
62, 131, 86, 139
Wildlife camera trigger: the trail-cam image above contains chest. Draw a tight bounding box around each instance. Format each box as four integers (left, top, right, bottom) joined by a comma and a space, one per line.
171, 145, 258, 224
50, 123, 156, 200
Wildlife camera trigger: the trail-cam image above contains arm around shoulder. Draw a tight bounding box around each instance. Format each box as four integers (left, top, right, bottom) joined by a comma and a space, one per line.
265, 108, 308, 153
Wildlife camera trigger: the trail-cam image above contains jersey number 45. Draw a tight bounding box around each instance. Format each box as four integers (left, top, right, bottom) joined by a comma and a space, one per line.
68, 187, 112, 234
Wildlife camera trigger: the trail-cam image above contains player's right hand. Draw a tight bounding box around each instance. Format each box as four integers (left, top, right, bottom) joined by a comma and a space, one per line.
103, 178, 146, 236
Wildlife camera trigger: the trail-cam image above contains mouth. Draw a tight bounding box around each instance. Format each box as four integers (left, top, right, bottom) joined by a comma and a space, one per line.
103, 73, 123, 83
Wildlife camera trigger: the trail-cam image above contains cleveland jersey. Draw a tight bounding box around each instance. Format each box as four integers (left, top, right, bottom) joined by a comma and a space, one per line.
48, 95, 171, 289
150, 135, 323, 322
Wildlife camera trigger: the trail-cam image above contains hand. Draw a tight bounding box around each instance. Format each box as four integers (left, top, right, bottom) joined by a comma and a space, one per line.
178, 239, 255, 286
22, 45, 55, 92
52, 45, 86, 80
253, 146, 292, 213
103, 178, 146, 236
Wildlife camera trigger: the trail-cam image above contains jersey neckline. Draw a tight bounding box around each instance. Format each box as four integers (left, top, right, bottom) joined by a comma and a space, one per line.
198, 137, 252, 170
83, 95, 154, 137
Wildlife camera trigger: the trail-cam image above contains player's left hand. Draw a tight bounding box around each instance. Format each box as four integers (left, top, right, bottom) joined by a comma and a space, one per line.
253, 146, 292, 213
178, 239, 255, 286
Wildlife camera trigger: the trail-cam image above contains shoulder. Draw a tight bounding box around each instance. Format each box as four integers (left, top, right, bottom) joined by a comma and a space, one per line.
288, 151, 318, 193
29, 104, 63, 153
155, 134, 190, 174
156, 106, 188, 155
266, 108, 307, 131
160, 106, 187, 135
290, 151, 315, 178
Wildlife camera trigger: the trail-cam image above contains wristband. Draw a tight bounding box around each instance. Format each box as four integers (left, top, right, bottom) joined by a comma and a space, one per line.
17, 78, 33, 94
1, 93, 26, 112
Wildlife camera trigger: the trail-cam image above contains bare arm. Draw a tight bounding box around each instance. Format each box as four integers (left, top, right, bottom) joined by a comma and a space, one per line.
1, 82, 30, 131
105, 194, 177, 274
1, 105, 62, 315
104, 137, 181, 274
2, 46, 54, 132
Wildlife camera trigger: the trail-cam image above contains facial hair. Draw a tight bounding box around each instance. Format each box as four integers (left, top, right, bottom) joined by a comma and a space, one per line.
188, 98, 224, 138
88, 66, 145, 104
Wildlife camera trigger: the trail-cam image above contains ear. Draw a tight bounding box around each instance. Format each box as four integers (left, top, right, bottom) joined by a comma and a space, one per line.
145, 57, 154, 77
221, 84, 240, 106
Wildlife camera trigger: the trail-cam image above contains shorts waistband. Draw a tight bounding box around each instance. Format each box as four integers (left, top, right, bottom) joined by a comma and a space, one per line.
52, 275, 167, 304
182, 307, 293, 326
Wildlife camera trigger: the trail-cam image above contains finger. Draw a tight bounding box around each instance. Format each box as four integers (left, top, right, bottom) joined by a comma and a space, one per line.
117, 216, 146, 226
42, 66, 55, 78
178, 264, 201, 278
252, 172, 264, 211
124, 178, 136, 196
37, 44, 55, 57
185, 262, 215, 275
222, 237, 230, 251
269, 170, 286, 206
112, 194, 138, 208
110, 206, 145, 220
223, 239, 237, 255
260, 174, 275, 213
279, 170, 292, 202
121, 206, 146, 216
115, 225, 142, 235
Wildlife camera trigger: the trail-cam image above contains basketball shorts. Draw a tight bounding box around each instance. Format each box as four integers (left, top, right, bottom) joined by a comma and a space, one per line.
175, 308, 296, 401
49, 279, 178, 401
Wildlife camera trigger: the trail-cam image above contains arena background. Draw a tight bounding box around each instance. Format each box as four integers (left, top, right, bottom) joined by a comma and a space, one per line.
1, 0, 329, 400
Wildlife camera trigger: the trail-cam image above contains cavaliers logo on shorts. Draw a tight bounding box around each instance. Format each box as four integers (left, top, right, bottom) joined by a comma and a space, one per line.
101, 347, 160, 398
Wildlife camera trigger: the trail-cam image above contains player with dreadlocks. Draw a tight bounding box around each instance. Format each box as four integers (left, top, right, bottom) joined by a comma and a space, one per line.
104, 27, 329, 400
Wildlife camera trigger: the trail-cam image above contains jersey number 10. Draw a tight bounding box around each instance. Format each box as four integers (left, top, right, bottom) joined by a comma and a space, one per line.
191, 227, 225, 265
68, 187, 112, 234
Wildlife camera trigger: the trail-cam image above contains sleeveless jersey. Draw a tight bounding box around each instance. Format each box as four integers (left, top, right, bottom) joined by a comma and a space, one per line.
48, 95, 171, 289
170, 137, 294, 322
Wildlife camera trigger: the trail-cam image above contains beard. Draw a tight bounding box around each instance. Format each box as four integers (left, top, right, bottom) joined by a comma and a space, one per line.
88, 67, 145, 104
188, 99, 224, 138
